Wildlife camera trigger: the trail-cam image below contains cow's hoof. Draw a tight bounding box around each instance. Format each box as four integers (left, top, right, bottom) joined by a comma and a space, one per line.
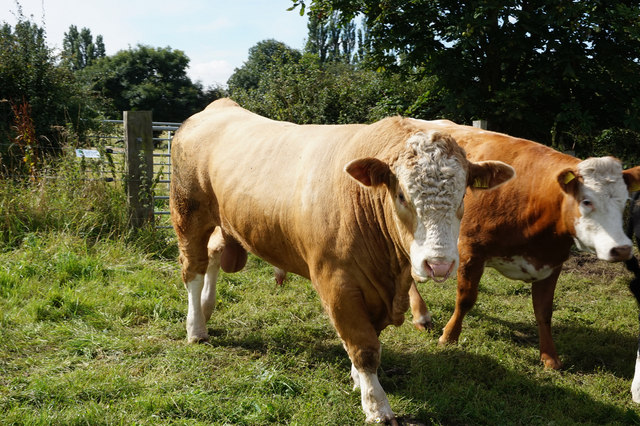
541, 355, 562, 370
437, 335, 456, 346
412, 315, 433, 331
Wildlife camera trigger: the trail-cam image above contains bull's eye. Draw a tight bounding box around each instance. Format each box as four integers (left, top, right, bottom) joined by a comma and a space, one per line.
581, 199, 593, 210
397, 191, 407, 205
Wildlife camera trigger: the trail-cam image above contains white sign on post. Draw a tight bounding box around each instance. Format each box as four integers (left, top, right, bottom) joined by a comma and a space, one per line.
75, 149, 101, 159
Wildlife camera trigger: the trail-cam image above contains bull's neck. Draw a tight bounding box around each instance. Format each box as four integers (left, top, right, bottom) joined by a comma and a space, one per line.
349, 187, 410, 277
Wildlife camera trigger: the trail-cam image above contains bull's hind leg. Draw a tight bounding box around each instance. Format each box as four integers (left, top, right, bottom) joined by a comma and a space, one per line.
409, 282, 433, 330
173, 204, 218, 343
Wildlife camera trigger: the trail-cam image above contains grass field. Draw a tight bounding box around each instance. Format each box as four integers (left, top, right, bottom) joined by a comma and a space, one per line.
2, 230, 640, 425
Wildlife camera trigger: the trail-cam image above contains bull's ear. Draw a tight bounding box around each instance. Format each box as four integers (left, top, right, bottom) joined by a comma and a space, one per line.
623, 166, 640, 193
467, 160, 515, 190
557, 168, 581, 195
345, 158, 391, 187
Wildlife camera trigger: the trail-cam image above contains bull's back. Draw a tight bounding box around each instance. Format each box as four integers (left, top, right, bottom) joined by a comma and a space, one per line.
171, 100, 365, 275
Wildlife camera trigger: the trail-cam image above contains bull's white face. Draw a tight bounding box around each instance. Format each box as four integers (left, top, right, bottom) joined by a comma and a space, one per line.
345, 129, 515, 283
394, 132, 467, 282
568, 157, 632, 262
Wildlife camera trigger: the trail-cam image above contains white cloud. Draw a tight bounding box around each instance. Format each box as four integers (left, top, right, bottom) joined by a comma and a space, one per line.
2, 0, 309, 87
188, 59, 235, 87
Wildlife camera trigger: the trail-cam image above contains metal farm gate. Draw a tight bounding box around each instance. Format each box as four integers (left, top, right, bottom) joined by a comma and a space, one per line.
85, 112, 181, 230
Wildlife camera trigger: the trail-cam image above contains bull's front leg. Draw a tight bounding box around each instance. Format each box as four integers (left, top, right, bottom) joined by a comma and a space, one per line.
323, 282, 397, 424
409, 282, 433, 331
531, 269, 562, 369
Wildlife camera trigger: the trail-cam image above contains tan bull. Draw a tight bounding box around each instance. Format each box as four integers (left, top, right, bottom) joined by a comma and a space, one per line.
169, 99, 515, 423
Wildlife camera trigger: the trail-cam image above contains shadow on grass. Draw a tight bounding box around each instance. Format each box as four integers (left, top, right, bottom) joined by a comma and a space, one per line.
379, 344, 640, 425
473, 311, 639, 377
202, 318, 640, 425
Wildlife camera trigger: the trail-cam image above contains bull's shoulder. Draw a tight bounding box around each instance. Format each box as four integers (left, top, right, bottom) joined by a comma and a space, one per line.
205, 97, 241, 110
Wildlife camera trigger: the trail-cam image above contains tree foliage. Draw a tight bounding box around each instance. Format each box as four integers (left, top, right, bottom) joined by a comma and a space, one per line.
80, 45, 216, 122
228, 39, 433, 124
228, 40, 302, 91
290, 0, 640, 153
62, 25, 106, 71
0, 8, 101, 170
306, 11, 356, 63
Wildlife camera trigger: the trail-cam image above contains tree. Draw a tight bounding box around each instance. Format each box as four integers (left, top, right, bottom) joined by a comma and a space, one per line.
305, 11, 356, 63
228, 39, 302, 91
80, 45, 217, 122
228, 40, 434, 125
0, 7, 100, 169
290, 0, 640, 151
62, 25, 106, 71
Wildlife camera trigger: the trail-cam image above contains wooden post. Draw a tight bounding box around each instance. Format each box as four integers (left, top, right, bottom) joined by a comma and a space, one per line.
124, 111, 154, 228
473, 119, 488, 130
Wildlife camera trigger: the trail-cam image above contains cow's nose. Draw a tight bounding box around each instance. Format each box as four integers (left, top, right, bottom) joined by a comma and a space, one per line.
610, 244, 633, 261
424, 260, 455, 283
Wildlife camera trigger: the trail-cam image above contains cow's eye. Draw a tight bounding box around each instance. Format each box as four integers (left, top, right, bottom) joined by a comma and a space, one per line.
581, 199, 593, 209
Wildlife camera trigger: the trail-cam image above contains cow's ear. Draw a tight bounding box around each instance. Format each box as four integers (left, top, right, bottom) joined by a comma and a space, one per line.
623, 166, 640, 193
467, 160, 515, 190
345, 158, 391, 187
557, 168, 581, 195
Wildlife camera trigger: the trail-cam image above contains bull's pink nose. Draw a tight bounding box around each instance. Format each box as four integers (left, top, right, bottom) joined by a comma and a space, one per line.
425, 260, 455, 282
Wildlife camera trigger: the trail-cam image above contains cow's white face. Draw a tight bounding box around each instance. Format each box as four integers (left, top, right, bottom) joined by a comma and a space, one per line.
345, 131, 515, 282
560, 157, 632, 262
394, 132, 467, 282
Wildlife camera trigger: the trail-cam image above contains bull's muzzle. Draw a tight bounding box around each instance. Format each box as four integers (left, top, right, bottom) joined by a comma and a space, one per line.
413, 260, 456, 283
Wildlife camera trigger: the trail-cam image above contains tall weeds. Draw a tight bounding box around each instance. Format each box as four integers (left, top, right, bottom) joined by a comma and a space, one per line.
0, 152, 130, 249
0, 101, 177, 254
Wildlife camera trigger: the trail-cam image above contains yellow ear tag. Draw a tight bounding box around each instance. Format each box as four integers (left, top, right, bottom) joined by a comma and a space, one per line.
563, 171, 576, 185
473, 177, 489, 188
629, 182, 640, 193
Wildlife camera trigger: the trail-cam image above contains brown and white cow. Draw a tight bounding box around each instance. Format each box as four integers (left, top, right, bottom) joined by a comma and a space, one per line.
406, 119, 640, 370
170, 99, 515, 423
624, 193, 640, 402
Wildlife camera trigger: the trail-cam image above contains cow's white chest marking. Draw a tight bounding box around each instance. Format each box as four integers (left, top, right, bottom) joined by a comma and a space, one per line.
486, 256, 555, 282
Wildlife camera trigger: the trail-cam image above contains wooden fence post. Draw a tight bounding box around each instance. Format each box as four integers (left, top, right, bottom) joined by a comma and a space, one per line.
124, 111, 154, 228
473, 119, 488, 130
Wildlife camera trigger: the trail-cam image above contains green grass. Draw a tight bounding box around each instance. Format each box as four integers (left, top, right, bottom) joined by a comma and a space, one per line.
1, 232, 640, 424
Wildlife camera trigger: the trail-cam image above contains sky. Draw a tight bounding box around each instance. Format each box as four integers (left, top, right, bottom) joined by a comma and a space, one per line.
2, 0, 310, 87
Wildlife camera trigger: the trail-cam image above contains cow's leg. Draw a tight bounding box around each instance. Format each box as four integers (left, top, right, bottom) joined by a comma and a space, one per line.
324, 284, 396, 424
409, 282, 433, 330
202, 228, 224, 322
531, 269, 562, 369
632, 346, 640, 403
439, 257, 484, 345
